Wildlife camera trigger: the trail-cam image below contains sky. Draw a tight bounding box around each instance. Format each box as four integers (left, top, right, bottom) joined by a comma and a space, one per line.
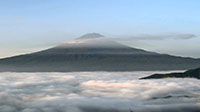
0, 0, 200, 58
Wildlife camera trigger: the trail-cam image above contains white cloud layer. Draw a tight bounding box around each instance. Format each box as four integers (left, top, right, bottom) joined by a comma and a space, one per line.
0, 71, 200, 112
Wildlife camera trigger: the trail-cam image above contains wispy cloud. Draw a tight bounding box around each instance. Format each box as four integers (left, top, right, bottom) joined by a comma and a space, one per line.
113, 33, 198, 41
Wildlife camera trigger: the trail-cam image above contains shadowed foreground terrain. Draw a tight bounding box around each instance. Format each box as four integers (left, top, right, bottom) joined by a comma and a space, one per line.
140, 67, 200, 79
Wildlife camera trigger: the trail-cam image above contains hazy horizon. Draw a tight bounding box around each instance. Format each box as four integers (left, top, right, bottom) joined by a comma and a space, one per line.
1, 0, 200, 58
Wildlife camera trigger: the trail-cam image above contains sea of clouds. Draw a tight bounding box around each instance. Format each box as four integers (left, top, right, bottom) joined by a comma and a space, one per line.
0, 71, 200, 112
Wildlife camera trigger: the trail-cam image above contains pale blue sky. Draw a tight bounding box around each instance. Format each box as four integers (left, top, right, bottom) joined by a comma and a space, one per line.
0, 0, 200, 58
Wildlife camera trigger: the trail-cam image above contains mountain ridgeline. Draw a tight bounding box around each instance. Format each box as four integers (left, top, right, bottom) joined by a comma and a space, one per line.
0, 33, 200, 72
140, 67, 200, 79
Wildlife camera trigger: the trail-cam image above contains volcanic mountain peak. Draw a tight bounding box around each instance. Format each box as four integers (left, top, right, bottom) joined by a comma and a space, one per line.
0, 33, 200, 72
77, 33, 104, 40
58, 38, 129, 49
59, 33, 127, 48
35, 34, 157, 56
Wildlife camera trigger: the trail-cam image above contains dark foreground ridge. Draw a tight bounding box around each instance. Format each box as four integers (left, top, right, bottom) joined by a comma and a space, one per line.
0, 33, 200, 72
140, 67, 200, 80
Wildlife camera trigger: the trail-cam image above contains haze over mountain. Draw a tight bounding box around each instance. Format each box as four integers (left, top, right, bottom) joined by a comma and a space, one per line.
0, 33, 200, 72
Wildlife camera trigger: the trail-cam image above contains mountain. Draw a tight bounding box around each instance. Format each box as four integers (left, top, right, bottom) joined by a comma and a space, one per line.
140, 67, 200, 79
76, 33, 104, 40
0, 33, 200, 72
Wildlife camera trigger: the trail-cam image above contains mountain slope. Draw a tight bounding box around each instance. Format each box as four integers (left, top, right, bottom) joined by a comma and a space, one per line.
0, 33, 200, 72
140, 67, 200, 79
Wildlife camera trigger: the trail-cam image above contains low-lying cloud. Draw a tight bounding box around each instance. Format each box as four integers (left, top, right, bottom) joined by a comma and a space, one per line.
0, 71, 200, 112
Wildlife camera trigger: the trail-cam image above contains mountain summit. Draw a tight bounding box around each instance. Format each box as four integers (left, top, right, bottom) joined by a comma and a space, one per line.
0, 33, 200, 72
77, 33, 104, 40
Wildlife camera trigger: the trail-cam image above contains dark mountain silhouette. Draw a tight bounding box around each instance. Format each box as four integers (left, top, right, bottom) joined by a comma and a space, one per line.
151, 95, 191, 100
0, 33, 200, 72
140, 67, 200, 79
